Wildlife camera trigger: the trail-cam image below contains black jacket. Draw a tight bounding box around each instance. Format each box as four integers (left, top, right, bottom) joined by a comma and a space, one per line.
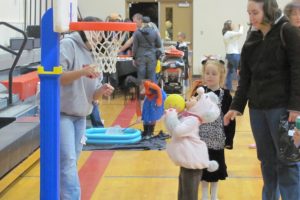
231, 16, 300, 113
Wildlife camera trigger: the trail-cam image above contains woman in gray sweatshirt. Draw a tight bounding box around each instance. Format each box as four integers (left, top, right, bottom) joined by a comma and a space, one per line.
59, 18, 114, 199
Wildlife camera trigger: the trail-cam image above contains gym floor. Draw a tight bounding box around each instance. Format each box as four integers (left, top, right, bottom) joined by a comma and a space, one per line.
0, 93, 261, 200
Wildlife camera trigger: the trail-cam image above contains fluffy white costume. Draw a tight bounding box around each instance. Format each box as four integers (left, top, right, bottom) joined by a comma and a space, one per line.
164, 88, 220, 171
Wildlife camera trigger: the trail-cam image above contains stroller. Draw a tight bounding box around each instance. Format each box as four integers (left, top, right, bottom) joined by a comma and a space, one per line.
158, 47, 186, 96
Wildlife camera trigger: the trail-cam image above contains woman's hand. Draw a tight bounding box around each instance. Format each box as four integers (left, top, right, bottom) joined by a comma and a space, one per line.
224, 110, 239, 126
294, 129, 300, 148
100, 84, 114, 97
60, 64, 100, 85
82, 64, 101, 79
288, 111, 299, 122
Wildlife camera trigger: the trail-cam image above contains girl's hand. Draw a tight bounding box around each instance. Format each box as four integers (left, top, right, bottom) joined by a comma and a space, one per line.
185, 96, 197, 110
82, 64, 101, 79
224, 110, 238, 126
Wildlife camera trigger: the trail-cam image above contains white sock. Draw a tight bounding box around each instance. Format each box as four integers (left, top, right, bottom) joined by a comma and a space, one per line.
210, 182, 218, 200
201, 181, 209, 200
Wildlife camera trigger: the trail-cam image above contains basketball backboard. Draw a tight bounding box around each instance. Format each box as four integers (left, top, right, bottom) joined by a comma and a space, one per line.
53, 0, 77, 33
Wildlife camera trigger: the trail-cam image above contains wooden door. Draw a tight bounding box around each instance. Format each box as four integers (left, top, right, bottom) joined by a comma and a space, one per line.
160, 1, 193, 46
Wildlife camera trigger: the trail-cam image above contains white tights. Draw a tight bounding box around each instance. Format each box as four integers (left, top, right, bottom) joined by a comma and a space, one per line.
201, 181, 218, 200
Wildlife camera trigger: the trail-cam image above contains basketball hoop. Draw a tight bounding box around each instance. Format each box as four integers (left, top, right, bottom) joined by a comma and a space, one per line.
70, 22, 136, 73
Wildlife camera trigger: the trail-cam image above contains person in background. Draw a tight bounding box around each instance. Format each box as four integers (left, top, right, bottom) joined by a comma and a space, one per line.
176, 32, 190, 86
59, 16, 114, 199
106, 12, 122, 22
222, 20, 243, 92
119, 18, 134, 56
285, 1, 300, 27
165, 20, 173, 41
132, 16, 162, 84
118, 13, 143, 54
90, 100, 104, 127
135, 80, 166, 139
284, 1, 300, 148
132, 16, 162, 138
224, 0, 300, 199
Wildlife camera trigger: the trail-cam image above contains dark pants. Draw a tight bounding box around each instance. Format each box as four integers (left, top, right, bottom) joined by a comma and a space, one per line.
136, 54, 157, 84
90, 102, 104, 127
250, 108, 300, 200
178, 167, 203, 200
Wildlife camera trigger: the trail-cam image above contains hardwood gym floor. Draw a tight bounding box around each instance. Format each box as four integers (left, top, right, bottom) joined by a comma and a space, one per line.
0, 93, 262, 200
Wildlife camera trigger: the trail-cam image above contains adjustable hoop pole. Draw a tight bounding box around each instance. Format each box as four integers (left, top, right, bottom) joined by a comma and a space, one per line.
39, 8, 61, 200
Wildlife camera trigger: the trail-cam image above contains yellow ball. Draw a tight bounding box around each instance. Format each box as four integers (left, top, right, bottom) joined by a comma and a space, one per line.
164, 94, 185, 112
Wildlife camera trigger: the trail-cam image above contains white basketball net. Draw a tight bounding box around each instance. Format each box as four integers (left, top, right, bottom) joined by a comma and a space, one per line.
85, 30, 129, 73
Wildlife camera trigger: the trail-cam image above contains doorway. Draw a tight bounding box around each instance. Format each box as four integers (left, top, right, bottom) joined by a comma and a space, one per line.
128, 2, 159, 28
160, 2, 192, 43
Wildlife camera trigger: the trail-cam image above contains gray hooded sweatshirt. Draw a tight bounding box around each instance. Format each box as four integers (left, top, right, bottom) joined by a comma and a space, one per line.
60, 32, 101, 117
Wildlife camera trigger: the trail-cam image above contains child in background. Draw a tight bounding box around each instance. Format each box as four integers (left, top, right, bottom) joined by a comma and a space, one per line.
193, 56, 236, 200
176, 32, 189, 86
90, 101, 104, 127
136, 80, 166, 139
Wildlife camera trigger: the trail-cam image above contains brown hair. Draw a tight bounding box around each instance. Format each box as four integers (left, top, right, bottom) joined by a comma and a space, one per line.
249, 0, 281, 25
284, 1, 300, 18
78, 16, 102, 43
222, 20, 232, 35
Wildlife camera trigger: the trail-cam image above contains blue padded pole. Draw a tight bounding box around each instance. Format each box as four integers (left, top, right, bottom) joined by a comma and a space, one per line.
39, 8, 61, 200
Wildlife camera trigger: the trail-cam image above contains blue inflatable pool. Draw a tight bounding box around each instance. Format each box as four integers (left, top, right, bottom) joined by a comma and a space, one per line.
86, 127, 142, 144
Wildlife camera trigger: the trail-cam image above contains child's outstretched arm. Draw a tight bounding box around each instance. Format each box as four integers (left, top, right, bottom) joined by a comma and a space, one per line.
164, 109, 180, 132
148, 82, 163, 106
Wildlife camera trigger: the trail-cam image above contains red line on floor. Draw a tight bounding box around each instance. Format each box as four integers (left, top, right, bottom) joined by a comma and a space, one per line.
79, 100, 137, 200
79, 151, 113, 200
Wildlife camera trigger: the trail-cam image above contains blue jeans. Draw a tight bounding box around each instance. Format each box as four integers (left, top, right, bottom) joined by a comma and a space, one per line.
249, 108, 300, 200
225, 53, 240, 90
60, 114, 86, 200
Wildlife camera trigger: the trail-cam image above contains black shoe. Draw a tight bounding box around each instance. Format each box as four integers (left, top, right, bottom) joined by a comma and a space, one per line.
158, 130, 171, 139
